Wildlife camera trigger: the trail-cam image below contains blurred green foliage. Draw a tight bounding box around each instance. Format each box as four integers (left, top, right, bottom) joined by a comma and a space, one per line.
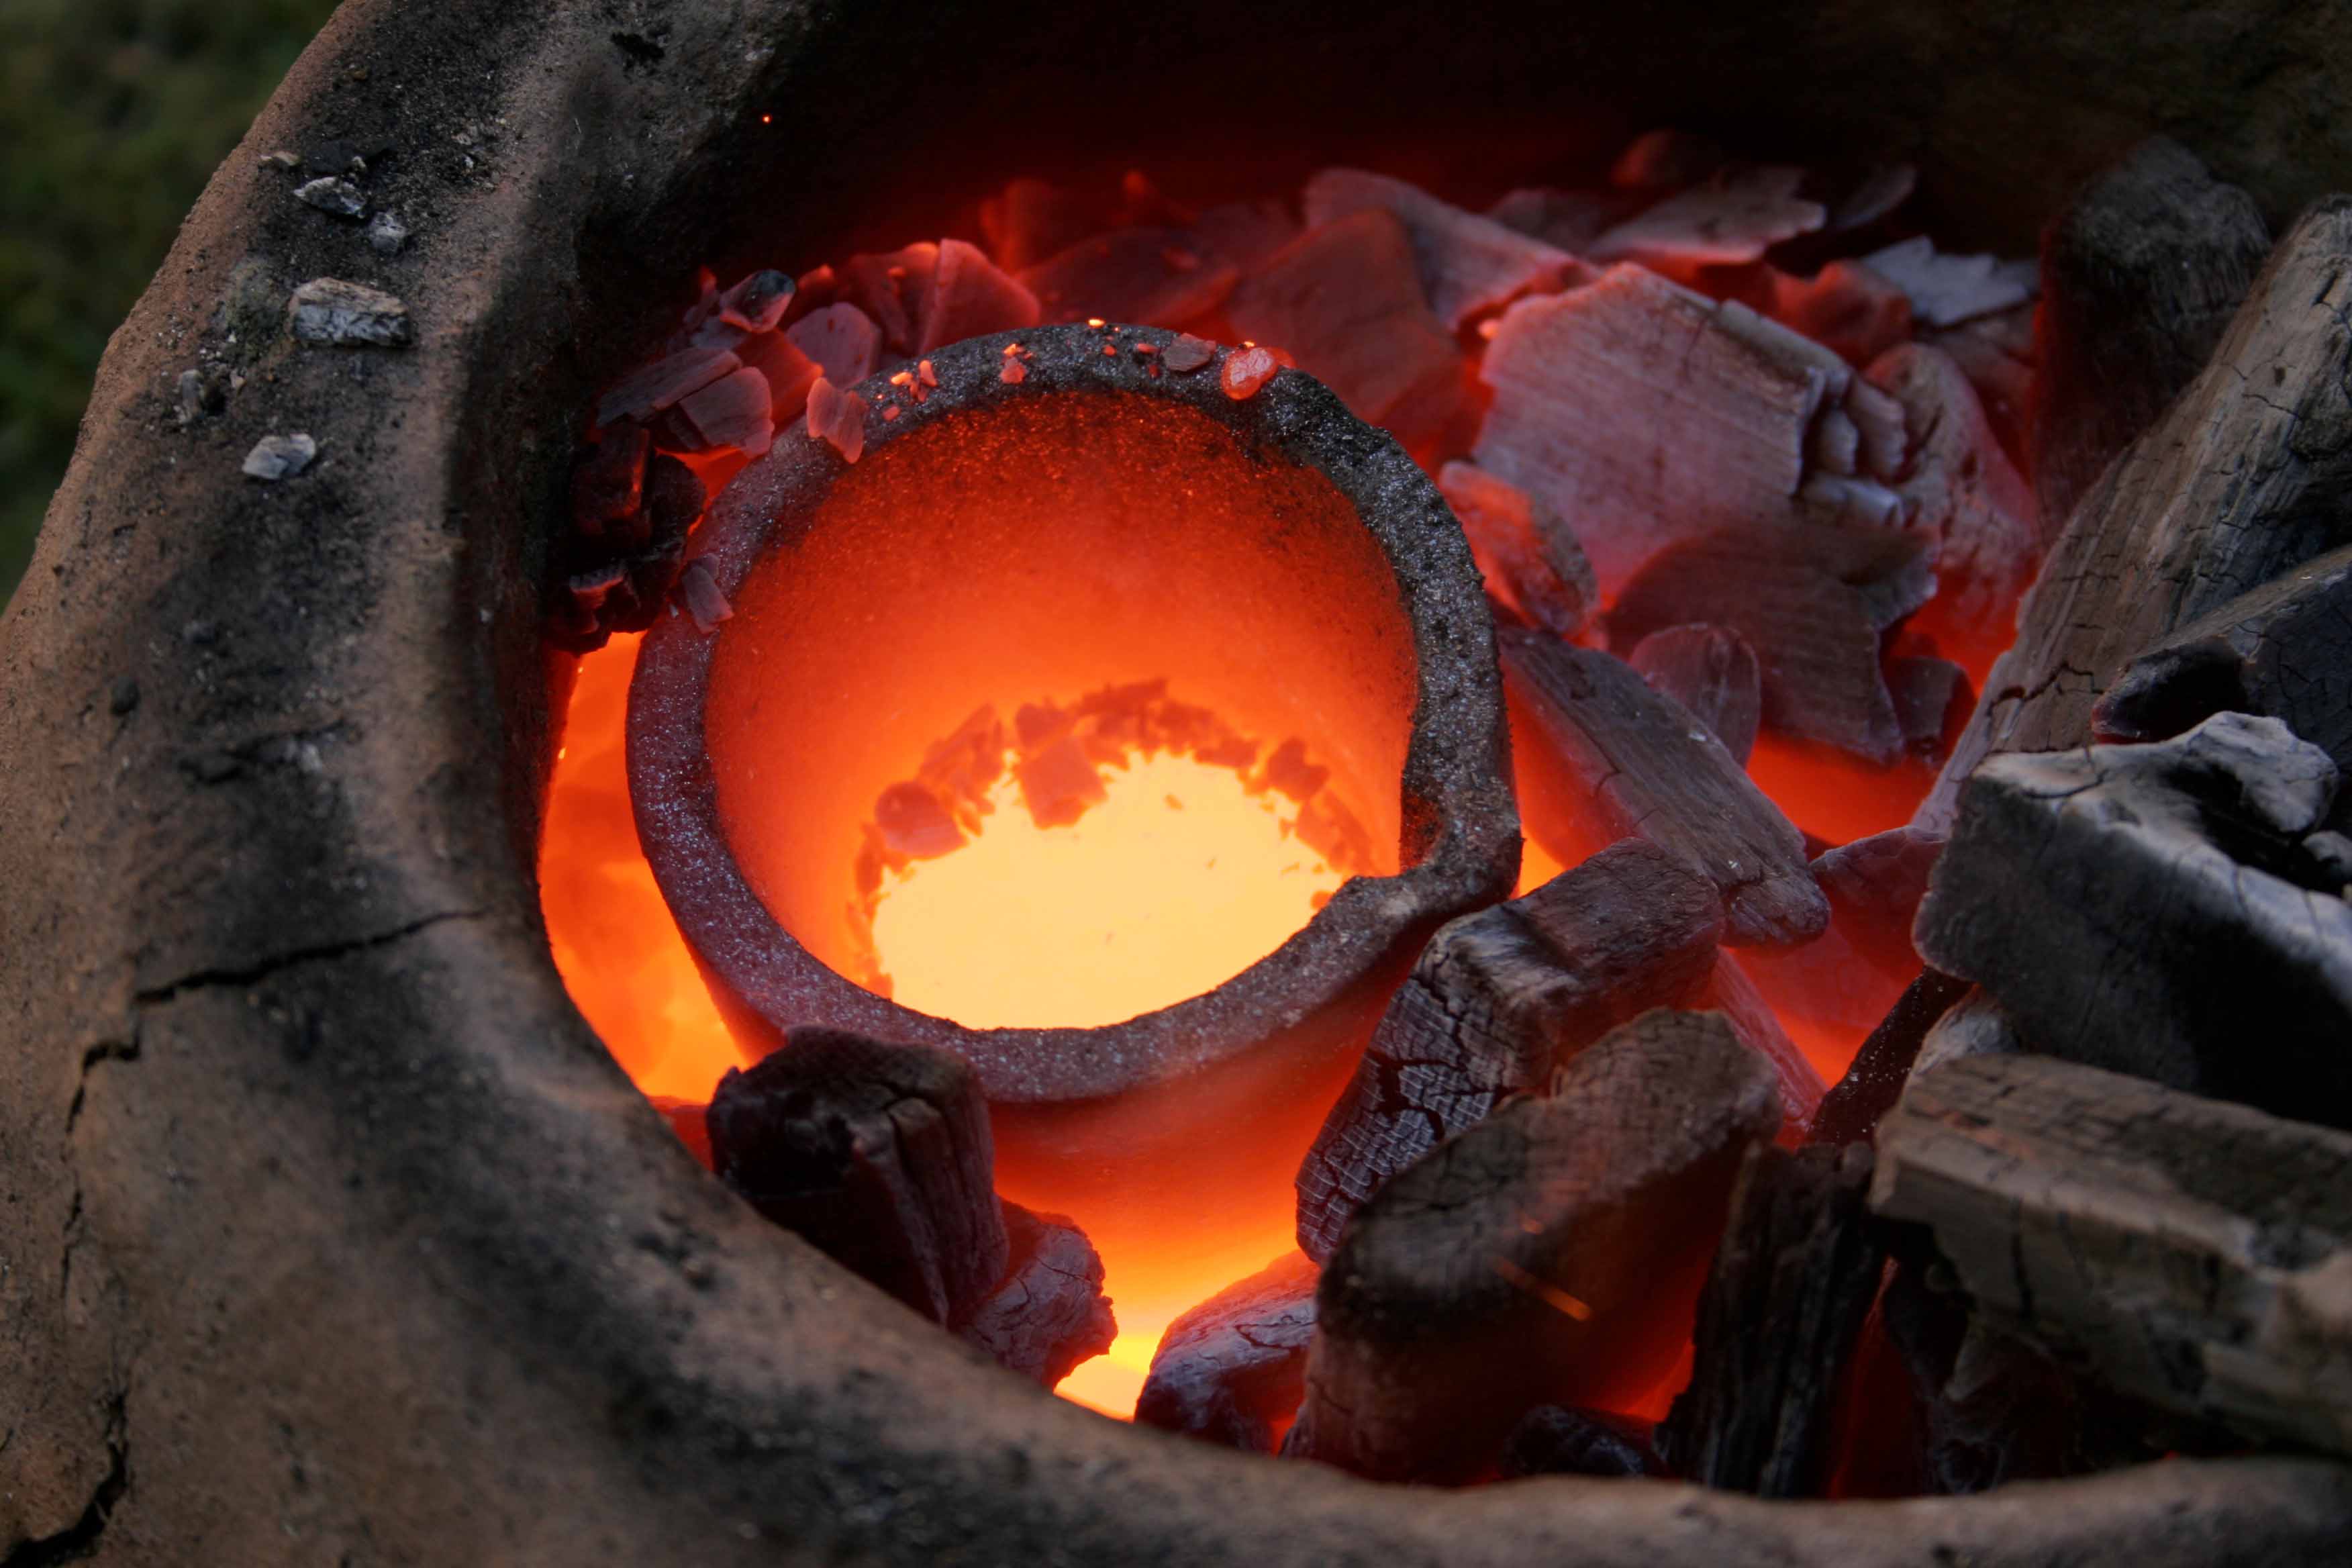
1, 0, 340, 610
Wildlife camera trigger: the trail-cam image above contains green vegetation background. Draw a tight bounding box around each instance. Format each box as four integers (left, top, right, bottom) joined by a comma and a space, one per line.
1, 0, 341, 611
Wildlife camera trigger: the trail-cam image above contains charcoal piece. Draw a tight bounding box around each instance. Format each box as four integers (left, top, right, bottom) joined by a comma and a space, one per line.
1225, 207, 1467, 450
1293, 839, 1724, 1261
673, 366, 775, 456
718, 269, 795, 333
804, 377, 868, 463
1857, 236, 2037, 328
1877, 1255, 2149, 1495
1476, 266, 1904, 597
1916, 711, 2352, 1128
241, 433, 317, 481
1501, 629, 1826, 946
784, 303, 881, 388
1921, 201, 2352, 833
735, 328, 822, 423
1610, 129, 1728, 190
1496, 1407, 1665, 1479
1190, 199, 1302, 274
569, 422, 649, 537
1659, 1143, 1883, 1497
959, 1202, 1116, 1388
1873, 1053, 2352, 1460
1020, 228, 1238, 329
705, 1029, 1009, 1328
2093, 542, 2352, 789
2034, 138, 2271, 530
1741, 826, 1945, 1044
1698, 951, 1826, 1140
1291, 1010, 1781, 1483
1588, 165, 1826, 266
1134, 1251, 1318, 1451
1910, 987, 2022, 1079
1436, 461, 1597, 639
1485, 187, 1639, 254
1302, 168, 1585, 328
1886, 655, 1972, 762
1867, 344, 2040, 630
641, 451, 705, 548
1766, 260, 1912, 369
1628, 624, 1761, 763
679, 560, 732, 632
918, 238, 1040, 353
979, 177, 1110, 273
841, 242, 940, 353
286, 277, 415, 348
295, 175, 368, 218
1606, 526, 1935, 765
596, 344, 738, 426
1807, 969, 1973, 1147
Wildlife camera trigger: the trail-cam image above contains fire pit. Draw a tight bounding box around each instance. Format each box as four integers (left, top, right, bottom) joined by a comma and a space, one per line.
6, 0, 2352, 1562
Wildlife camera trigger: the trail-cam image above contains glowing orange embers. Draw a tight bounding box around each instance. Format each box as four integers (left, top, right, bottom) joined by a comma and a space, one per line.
540, 632, 749, 1101
851, 684, 1371, 1028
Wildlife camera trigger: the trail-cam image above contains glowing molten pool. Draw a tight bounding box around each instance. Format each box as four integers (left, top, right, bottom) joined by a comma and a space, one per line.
868, 745, 1346, 1030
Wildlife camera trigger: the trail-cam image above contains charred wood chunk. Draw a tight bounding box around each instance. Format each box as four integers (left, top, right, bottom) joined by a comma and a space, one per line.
1877, 1257, 2150, 1494
2033, 138, 2271, 531
1293, 839, 1724, 1261
1134, 1251, 1318, 1451
2094, 542, 2352, 789
1806, 969, 1972, 1148
1589, 164, 1826, 268
596, 344, 739, 428
1855, 236, 2036, 330
1496, 1406, 1666, 1480
1226, 207, 1467, 451
840, 242, 939, 354
1698, 950, 1826, 1140
1873, 1053, 2352, 1461
1628, 624, 1761, 764
1486, 187, 1641, 256
569, 422, 650, 538
1917, 712, 2352, 1128
1302, 168, 1587, 329
706, 1029, 1009, 1328
1475, 264, 1905, 597
1659, 1143, 1883, 1497
736, 328, 822, 425
1020, 227, 1238, 330
960, 1202, 1116, 1388
1922, 200, 2352, 833
1886, 655, 1973, 763
1745, 824, 1947, 1041
1436, 460, 1598, 640
919, 238, 1041, 354
1502, 629, 1826, 946
1765, 260, 1912, 369
785, 302, 882, 389
1606, 526, 1935, 765
1292, 1010, 1782, 1483
1867, 344, 2039, 633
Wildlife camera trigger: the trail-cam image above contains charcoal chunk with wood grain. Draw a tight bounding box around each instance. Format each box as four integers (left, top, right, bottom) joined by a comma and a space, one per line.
1501, 628, 1826, 946
1920, 199, 2352, 832
1914, 712, 2352, 1128
2032, 137, 2271, 530
2093, 542, 2352, 799
1606, 524, 1935, 765
1288, 1009, 1782, 1483
1659, 1142, 1884, 1497
1134, 1252, 1318, 1452
959, 1202, 1117, 1387
1293, 839, 1724, 1261
1873, 1052, 2352, 1461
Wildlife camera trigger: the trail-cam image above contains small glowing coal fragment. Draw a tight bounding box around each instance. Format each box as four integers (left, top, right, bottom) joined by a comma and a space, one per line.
1001, 358, 1028, 384
1221, 344, 1281, 399
804, 375, 868, 462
